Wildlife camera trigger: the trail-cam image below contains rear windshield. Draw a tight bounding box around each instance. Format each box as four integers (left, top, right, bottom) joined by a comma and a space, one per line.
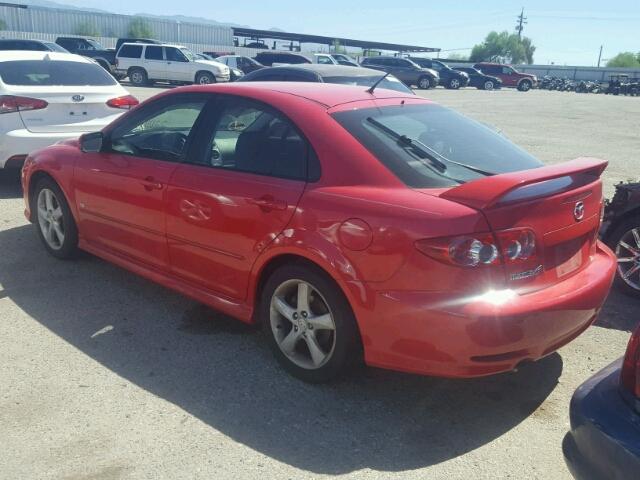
332, 103, 542, 188
323, 75, 413, 94
0, 60, 117, 86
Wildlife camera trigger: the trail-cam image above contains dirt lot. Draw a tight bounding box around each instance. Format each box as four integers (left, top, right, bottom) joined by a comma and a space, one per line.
1, 86, 638, 480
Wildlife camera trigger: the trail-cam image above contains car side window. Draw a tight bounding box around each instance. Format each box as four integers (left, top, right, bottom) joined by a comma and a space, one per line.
317, 56, 332, 65
166, 47, 187, 62
193, 98, 312, 181
145, 46, 163, 60
108, 97, 208, 162
502, 67, 514, 75
118, 45, 143, 58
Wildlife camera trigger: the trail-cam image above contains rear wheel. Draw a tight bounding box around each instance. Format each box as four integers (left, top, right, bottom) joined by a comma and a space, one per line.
196, 72, 215, 85
608, 216, 640, 298
129, 68, 148, 86
518, 80, 532, 92
417, 76, 432, 90
261, 264, 360, 383
33, 178, 78, 259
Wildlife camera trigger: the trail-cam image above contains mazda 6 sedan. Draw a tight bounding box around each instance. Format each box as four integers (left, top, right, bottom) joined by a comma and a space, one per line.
22, 82, 616, 382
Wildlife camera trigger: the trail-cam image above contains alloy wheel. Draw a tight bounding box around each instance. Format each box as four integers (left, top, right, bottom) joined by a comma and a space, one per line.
484, 80, 494, 90
131, 72, 143, 84
419, 77, 430, 89
269, 279, 337, 369
37, 188, 65, 250
450, 79, 460, 89
616, 227, 640, 291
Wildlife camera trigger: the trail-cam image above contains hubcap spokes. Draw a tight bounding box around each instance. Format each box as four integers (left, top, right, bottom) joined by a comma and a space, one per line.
617, 228, 640, 290
37, 189, 64, 249
270, 279, 336, 369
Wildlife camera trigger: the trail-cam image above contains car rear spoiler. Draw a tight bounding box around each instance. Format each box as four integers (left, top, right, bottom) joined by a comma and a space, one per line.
440, 157, 608, 210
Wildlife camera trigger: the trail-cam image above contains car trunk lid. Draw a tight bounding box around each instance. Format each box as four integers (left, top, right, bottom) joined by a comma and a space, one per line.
13, 87, 123, 134
435, 158, 607, 290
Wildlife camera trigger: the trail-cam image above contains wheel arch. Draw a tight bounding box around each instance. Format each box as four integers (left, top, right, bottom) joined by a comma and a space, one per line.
603, 208, 640, 245
27, 169, 78, 224
251, 250, 365, 352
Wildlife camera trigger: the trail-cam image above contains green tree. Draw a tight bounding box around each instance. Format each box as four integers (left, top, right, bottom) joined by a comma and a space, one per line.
128, 18, 154, 38
74, 21, 100, 37
0, 18, 7, 31
470, 31, 536, 64
606, 52, 640, 68
445, 52, 469, 61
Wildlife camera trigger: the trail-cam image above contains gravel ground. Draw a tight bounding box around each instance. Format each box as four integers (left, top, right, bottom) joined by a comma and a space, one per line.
1, 86, 638, 480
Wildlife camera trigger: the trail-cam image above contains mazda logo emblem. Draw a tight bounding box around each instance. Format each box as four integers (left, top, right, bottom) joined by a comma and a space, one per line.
574, 201, 585, 221
72, 95, 85, 102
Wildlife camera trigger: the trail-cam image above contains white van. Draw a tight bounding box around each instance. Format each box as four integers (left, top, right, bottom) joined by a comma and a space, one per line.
115, 43, 230, 86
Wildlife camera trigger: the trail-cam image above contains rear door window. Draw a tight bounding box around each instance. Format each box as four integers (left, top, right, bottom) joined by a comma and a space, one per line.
145, 46, 163, 60
0, 60, 117, 86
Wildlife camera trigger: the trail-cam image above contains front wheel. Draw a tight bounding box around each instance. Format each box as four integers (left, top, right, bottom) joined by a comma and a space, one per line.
518, 80, 532, 92
608, 217, 640, 298
417, 76, 432, 89
196, 72, 215, 85
483, 80, 495, 90
34, 178, 78, 259
261, 264, 360, 383
447, 78, 461, 89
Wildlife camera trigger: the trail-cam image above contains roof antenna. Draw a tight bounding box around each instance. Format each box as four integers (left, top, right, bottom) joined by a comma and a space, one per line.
366, 71, 391, 94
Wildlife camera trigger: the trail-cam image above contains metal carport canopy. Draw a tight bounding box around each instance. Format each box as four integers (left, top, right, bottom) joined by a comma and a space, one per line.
232, 27, 440, 53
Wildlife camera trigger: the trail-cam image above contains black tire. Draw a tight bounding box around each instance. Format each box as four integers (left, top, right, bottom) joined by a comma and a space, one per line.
606, 216, 640, 298
447, 77, 461, 89
483, 80, 495, 90
260, 263, 361, 383
33, 177, 78, 260
196, 72, 215, 85
518, 80, 532, 92
417, 75, 431, 90
129, 68, 148, 86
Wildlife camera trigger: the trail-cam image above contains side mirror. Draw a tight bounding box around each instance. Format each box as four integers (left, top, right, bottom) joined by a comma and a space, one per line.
80, 132, 103, 153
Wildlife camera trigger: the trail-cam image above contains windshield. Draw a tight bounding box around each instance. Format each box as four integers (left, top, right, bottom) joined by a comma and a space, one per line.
323, 75, 413, 94
0, 60, 117, 86
180, 48, 197, 61
331, 103, 542, 188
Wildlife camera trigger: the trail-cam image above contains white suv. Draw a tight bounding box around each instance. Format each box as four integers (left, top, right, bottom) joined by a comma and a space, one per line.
116, 43, 230, 86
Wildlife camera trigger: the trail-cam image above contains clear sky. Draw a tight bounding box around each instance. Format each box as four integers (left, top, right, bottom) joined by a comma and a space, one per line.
61, 0, 640, 66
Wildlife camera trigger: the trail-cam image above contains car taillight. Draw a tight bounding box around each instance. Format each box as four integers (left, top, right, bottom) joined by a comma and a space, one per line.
415, 228, 537, 267
0, 95, 48, 114
621, 327, 640, 398
106, 95, 139, 110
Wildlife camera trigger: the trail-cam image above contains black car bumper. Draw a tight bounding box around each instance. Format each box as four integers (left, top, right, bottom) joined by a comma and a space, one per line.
564, 360, 640, 480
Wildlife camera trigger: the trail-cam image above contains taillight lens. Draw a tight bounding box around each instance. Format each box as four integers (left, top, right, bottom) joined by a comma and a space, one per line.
106, 95, 139, 110
621, 327, 640, 398
0, 95, 48, 114
415, 228, 537, 267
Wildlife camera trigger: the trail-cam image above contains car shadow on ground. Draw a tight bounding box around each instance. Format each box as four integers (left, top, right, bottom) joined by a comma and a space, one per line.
0, 224, 564, 474
596, 288, 639, 332
0, 168, 22, 199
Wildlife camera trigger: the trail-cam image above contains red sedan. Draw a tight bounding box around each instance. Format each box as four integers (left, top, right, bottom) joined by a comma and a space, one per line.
21, 83, 616, 382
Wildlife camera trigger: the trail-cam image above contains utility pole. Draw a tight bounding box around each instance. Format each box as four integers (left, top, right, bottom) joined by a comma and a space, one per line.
597, 45, 603, 67
516, 8, 527, 38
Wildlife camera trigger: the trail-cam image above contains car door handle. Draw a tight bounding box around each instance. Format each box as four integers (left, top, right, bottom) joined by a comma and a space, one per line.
247, 195, 287, 211
142, 176, 163, 191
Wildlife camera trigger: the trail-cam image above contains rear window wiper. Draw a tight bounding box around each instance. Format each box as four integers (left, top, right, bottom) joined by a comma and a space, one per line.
366, 117, 495, 177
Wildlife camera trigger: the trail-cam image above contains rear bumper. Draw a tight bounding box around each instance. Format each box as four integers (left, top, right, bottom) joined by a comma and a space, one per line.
1, 129, 86, 169
564, 360, 640, 480
360, 243, 616, 377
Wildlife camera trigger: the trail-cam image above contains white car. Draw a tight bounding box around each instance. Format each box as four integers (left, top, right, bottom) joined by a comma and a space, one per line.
0, 51, 138, 169
115, 43, 230, 86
